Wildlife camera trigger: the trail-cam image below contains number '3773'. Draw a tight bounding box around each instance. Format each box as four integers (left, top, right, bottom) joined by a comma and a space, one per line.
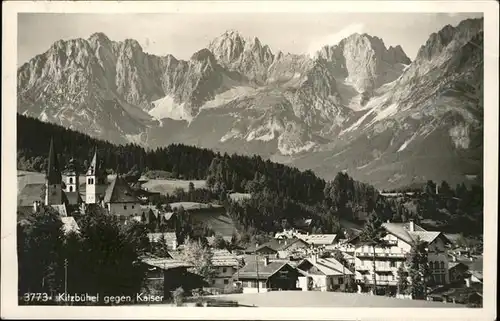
23, 293, 49, 302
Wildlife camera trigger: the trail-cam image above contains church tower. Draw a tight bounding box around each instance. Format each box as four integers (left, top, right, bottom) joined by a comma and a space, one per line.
85, 148, 107, 204
45, 138, 63, 205
64, 158, 79, 193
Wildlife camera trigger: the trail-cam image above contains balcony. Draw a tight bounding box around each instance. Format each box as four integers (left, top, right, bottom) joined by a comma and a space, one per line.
362, 279, 398, 286
356, 252, 406, 258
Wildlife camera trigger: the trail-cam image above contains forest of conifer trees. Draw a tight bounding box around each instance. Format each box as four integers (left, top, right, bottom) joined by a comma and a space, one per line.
17, 114, 484, 237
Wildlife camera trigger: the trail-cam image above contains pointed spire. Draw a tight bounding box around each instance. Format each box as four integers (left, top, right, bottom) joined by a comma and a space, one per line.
46, 137, 62, 184
87, 148, 98, 176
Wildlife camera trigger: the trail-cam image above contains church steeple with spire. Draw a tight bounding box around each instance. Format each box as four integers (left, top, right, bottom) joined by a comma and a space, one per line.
44, 138, 63, 205
85, 148, 108, 204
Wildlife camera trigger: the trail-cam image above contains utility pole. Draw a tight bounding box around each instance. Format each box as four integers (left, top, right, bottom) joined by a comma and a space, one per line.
255, 244, 260, 293
64, 259, 68, 305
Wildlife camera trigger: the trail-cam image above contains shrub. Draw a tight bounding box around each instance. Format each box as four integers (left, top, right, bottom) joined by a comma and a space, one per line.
172, 287, 185, 306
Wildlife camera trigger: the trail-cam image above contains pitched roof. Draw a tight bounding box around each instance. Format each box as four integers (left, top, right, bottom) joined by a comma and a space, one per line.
164, 212, 176, 220
297, 257, 353, 276
46, 138, 62, 184
410, 231, 442, 244
298, 234, 338, 245
65, 191, 83, 205
147, 232, 177, 245
207, 236, 233, 246
235, 260, 293, 280
140, 255, 193, 270
18, 183, 44, 207
86, 149, 106, 177
50, 204, 68, 217
448, 262, 469, 270
211, 249, 239, 267
381, 222, 448, 245
60, 216, 80, 234
103, 175, 140, 203
258, 238, 310, 252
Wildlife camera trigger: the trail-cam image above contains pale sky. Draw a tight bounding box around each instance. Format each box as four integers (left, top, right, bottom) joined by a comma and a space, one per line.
18, 12, 483, 66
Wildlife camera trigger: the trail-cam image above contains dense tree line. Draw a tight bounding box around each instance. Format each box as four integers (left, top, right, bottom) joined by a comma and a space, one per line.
18, 206, 148, 305
17, 114, 483, 237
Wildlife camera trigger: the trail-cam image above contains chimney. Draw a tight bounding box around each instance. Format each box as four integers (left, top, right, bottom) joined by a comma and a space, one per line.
436, 184, 439, 195
452, 255, 457, 262
465, 277, 471, 288
33, 201, 39, 213
386, 219, 390, 223
263, 256, 269, 266
409, 220, 415, 232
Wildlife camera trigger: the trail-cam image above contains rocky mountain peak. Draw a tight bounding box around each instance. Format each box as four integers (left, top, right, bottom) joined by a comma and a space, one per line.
207, 30, 275, 83
88, 32, 111, 45
386, 45, 411, 65
416, 18, 483, 62
190, 48, 217, 65
315, 31, 410, 93
208, 30, 246, 64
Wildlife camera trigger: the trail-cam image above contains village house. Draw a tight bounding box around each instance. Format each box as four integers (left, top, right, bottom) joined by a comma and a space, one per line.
296, 255, 354, 292
297, 234, 339, 248
140, 255, 206, 299
348, 220, 452, 291
147, 232, 178, 250
103, 174, 143, 218
209, 249, 239, 292
448, 262, 470, 284
244, 243, 278, 257
206, 236, 233, 248
234, 257, 301, 293
246, 238, 310, 259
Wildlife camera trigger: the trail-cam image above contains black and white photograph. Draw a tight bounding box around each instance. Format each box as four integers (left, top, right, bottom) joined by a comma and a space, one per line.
1, 1, 498, 320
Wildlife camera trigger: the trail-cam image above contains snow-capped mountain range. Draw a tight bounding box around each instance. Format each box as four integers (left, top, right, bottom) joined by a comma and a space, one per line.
17, 18, 484, 189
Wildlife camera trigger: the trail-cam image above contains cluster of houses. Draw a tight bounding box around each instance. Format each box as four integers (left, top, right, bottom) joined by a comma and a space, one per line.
17, 139, 483, 306
141, 220, 482, 307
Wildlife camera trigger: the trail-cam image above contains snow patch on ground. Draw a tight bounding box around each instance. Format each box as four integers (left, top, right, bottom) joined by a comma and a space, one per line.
125, 133, 144, 145
278, 140, 316, 156
149, 96, 192, 122
397, 133, 418, 152
40, 110, 49, 121
220, 129, 242, 142
246, 120, 283, 142
201, 86, 257, 110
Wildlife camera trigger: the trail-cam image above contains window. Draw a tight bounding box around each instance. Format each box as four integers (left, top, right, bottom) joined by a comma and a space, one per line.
222, 267, 227, 273
440, 262, 445, 270
124, 205, 127, 210
69, 186, 73, 192
223, 279, 229, 285
338, 277, 344, 284
69, 177, 73, 184
429, 261, 434, 270
132, 205, 135, 209
390, 261, 396, 268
